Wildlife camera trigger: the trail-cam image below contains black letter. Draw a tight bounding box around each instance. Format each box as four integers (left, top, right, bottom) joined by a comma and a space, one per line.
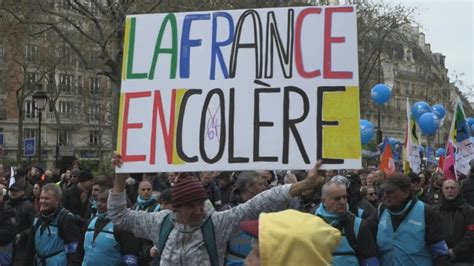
200, 89, 226, 163
229, 10, 263, 79
254, 87, 280, 162
317, 86, 345, 164
176, 89, 202, 162
283, 86, 310, 164
229, 88, 249, 163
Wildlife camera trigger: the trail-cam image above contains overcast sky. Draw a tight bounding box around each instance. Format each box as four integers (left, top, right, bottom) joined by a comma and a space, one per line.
390, 0, 473, 90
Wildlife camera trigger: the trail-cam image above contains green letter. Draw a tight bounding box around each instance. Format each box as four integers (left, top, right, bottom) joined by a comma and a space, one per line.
127, 18, 148, 79
148, 13, 178, 80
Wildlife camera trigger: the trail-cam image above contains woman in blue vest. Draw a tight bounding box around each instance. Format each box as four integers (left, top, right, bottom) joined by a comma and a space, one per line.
375, 174, 450, 265
33, 183, 82, 265
315, 179, 379, 266
82, 188, 139, 266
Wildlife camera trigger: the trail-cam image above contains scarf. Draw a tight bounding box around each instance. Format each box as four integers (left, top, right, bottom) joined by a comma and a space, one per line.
96, 212, 108, 221
440, 194, 465, 210
387, 199, 413, 216
315, 204, 347, 227
136, 195, 156, 210
90, 199, 97, 210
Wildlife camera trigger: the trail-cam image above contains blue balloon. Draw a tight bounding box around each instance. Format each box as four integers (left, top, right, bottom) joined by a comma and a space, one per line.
467, 117, 474, 127
431, 104, 445, 119
360, 119, 374, 145
418, 112, 440, 135
435, 148, 445, 157
370, 84, 391, 105
411, 101, 432, 119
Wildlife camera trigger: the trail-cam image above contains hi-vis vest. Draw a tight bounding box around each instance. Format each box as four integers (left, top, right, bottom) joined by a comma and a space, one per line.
377, 200, 432, 266
82, 217, 122, 266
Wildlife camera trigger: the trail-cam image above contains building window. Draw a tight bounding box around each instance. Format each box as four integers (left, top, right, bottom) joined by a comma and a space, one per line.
26, 72, 37, 91
24, 100, 37, 118
62, 45, 75, 66
59, 130, 72, 146
405, 49, 413, 62
24, 128, 37, 139
0, 43, 4, 63
0, 70, 4, 94
89, 104, 100, 122
59, 74, 74, 94
89, 130, 100, 146
90, 77, 100, 95
26, 44, 39, 63
59, 101, 74, 113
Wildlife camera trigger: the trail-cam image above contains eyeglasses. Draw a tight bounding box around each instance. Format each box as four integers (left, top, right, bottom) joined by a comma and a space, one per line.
367, 192, 375, 196
328, 194, 348, 201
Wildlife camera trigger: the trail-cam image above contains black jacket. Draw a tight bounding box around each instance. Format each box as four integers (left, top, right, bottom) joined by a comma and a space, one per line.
7, 196, 35, 266
461, 176, 474, 207
62, 184, 89, 219
0, 201, 15, 245
436, 194, 474, 263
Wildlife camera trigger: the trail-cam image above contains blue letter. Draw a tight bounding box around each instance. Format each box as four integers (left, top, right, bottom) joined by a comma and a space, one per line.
180, 13, 211, 78
210, 12, 234, 80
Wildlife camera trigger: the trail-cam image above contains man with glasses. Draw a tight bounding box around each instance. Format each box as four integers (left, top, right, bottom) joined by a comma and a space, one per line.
315, 180, 379, 265
376, 174, 450, 265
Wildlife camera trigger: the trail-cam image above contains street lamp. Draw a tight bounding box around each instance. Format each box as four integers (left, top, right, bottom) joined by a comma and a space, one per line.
33, 88, 48, 162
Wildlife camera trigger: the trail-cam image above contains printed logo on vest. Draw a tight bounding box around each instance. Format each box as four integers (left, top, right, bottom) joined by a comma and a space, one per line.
408, 220, 422, 226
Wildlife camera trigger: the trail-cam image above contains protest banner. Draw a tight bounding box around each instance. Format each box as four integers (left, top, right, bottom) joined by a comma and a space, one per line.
116, 6, 361, 172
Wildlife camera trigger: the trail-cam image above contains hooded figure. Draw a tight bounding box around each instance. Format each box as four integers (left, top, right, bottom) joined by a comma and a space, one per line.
240, 209, 341, 265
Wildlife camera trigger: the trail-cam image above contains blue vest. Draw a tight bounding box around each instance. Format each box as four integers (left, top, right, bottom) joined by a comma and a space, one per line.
332, 217, 361, 266
377, 200, 432, 266
34, 216, 67, 266
82, 217, 122, 266
225, 231, 253, 266
0, 242, 13, 265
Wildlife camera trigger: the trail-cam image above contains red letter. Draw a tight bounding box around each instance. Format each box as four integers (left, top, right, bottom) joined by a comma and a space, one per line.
294, 7, 322, 78
150, 90, 176, 165
121, 91, 151, 162
324, 6, 354, 79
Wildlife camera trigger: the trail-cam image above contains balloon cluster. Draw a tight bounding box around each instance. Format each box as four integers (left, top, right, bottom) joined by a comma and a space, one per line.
412, 101, 444, 136
359, 84, 392, 145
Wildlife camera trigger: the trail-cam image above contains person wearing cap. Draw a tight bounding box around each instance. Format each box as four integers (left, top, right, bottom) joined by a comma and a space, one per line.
62, 168, 94, 219
7, 182, 35, 266
108, 154, 324, 266
82, 188, 140, 266
436, 179, 474, 265
375, 173, 451, 265
12, 166, 34, 200
241, 209, 341, 265
315, 180, 379, 265
461, 159, 474, 207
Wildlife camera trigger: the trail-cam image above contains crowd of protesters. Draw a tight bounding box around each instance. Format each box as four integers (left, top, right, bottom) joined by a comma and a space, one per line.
0, 157, 473, 266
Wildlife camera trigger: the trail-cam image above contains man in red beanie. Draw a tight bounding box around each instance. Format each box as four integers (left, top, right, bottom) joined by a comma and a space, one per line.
108, 154, 323, 266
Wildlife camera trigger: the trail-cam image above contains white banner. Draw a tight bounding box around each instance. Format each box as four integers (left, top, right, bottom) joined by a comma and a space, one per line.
117, 6, 361, 172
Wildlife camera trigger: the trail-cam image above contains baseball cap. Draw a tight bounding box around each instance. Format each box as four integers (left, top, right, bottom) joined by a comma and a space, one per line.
381, 174, 411, 192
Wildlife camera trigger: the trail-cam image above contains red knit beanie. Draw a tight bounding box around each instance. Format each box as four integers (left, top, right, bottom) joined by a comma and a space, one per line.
171, 175, 207, 207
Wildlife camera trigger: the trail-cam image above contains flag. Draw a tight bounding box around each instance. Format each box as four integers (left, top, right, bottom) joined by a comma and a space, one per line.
425, 145, 436, 165
380, 138, 396, 176
446, 98, 474, 177
8, 166, 15, 188
436, 155, 445, 173
404, 98, 421, 174
443, 142, 456, 180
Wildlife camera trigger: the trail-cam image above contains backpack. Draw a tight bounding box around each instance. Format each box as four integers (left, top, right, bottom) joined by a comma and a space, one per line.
33, 208, 84, 240
157, 214, 218, 266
